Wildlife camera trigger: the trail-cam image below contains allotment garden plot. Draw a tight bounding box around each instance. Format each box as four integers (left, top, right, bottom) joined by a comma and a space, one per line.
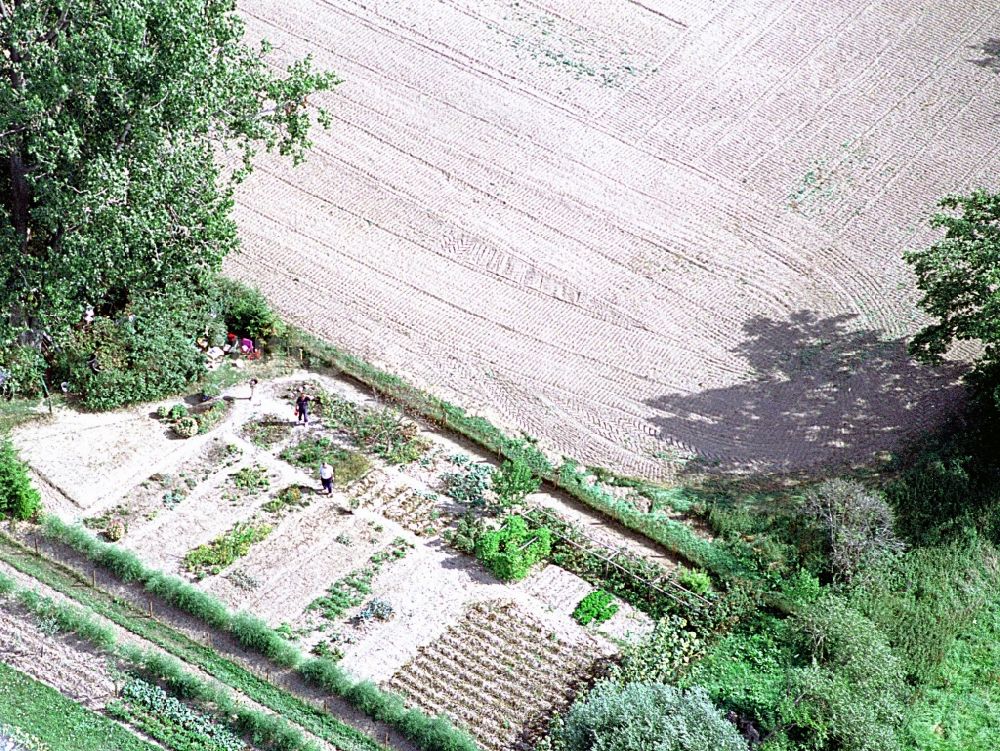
13, 371, 664, 750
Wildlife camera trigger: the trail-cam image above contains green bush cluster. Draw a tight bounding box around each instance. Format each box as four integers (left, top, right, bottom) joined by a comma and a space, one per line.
441, 458, 495, 508
572, 590, 618, 626
39, 516, 478, 751
491, 458, 540, 508
474, 514, 550, 582
617, 616, 706, 685
215, 278, 285, 343
183, 522, 273, 579
555, 681, 746, 751
0, 438, 40, 520
108, 677, 247, 751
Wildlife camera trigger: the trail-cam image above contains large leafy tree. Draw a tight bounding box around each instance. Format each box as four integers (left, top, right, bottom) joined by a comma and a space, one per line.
0, 0, 335, 385
905, 190, 1000, 402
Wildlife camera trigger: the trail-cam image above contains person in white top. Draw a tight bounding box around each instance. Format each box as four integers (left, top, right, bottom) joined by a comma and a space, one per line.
319, 462, 334, 495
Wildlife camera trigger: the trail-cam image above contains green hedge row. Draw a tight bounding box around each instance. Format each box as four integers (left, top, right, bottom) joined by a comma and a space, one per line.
40, 516, 481, 751
281, 328, 744, 583
0, 572, 322, 751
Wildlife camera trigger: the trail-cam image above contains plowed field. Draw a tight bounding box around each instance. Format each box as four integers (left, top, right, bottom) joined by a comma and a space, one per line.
228, 0, 1000, 477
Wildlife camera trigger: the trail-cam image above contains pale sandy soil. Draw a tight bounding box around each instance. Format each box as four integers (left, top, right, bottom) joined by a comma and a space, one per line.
227, 0, 999, 478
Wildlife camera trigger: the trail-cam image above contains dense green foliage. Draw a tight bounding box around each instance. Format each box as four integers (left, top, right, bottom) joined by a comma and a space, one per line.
572, 590, 618, 626
0, 437, 39, 519
474, 514, 551, 581
555, 681, 746, 751
0, 662, 159, 751
183, 521, 272, 579
491, 457, 540, 507
905, 190, 1000, 404
0, 0, 334, 402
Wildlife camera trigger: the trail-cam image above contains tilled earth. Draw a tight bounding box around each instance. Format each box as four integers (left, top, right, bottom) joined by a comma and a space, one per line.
227, 0, 998, 478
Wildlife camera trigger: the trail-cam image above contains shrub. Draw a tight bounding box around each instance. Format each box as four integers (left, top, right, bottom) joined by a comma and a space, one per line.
104, 518, 127, 542
676, 567, 712, 595
556, 681, 746, 751
572, 590, 618, 626
194, 399, 230, 434
230, 611, 300, 668
168, 403, 189, 420
802, 479, 905, 582
172, 415, 199, 438
232, 464, 271, 493
155, 405, 171, 419
357, 598, 394, 622
442, 461, 495, 508
215, 278, 284, 342
474, 515, 550, 582
183, 522, 272, 578
0, 438, 40, 520
54, 288, 207, 410
491, 458, 540, 508
618, 615, 705, 685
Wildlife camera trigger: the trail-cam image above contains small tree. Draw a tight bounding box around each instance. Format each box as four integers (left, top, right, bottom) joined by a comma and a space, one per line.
904, 190, 1000, 405
0, 438, 40, 520
557, 681, 746, 751
491, 457, 541, 509
802, 479, 904, 582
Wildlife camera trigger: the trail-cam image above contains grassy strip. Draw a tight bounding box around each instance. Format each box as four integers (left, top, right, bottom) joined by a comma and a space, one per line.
280, 328, 744, 581
0, 660, 159, 751
0, 536, 384, 751
0, 571, 328, 751
35, 517, 482, 751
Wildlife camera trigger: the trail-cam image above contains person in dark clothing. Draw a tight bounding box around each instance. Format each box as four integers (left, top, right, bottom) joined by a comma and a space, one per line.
294, 391, 311, 425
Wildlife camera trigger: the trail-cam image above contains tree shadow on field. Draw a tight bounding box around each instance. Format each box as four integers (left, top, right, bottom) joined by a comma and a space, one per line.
970, 38, 1000, 73
645, 311, 967, 475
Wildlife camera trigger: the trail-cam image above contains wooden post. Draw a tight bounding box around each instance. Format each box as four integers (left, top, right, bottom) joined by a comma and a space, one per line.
34, 537, 39, 555
91, 569, 96, 587
148, 599, 153, 618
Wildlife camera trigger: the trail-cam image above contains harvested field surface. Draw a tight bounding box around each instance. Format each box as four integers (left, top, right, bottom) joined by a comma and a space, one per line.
385, 599, 605, 751
228, 0, 1000, 476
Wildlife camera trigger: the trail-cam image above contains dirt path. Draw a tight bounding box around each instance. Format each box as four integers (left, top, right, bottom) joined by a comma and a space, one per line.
227, 0, 997, 478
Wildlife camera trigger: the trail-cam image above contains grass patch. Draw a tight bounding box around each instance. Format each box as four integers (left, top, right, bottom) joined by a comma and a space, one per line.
183, 522, 273, 579
231, 465, 270, 494
243, 417, 293, 448
263, 485, 312, 516
279, 437, 371, 485
0, 661, 159, 751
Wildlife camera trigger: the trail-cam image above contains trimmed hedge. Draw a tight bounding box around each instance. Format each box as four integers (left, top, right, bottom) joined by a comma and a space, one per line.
39, 516, 481, 751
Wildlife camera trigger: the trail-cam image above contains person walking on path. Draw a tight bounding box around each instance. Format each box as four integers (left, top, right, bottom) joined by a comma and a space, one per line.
319, 461, 335, 495
295, 390, 311, 425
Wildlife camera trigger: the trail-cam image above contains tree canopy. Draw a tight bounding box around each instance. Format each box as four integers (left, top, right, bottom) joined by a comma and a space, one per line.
905, 190, 1000, 403
0, 0, 336, 397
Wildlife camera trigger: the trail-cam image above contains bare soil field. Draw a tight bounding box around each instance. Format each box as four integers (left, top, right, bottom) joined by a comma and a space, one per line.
226, 0, 1000, 477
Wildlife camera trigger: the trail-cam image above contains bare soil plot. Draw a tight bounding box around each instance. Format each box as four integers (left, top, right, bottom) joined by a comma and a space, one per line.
229, 0, 1000, 477
385, 599, 607, 751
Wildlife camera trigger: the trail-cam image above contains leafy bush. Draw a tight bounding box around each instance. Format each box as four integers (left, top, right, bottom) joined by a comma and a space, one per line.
263, 485, 310, 516
168, 404, 189, 420
572, 590, 619, 626
0, 438, 40, 520
357, 598, 394, 622
491, 458, 540, 508
54, 289, 208, 410
231, 465, 270, 493
172, 416, 200, 438
183, 522, 272, 579
194, 399, 231, 434
618, 615, 705, 685
474, 514, 550, 582
676, 567, 712, 595
442, 461, 495, 508
556, 681, 746, 751
802, 479, 905, 582
215, 278, 284, 342
108, 677, 246, 751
